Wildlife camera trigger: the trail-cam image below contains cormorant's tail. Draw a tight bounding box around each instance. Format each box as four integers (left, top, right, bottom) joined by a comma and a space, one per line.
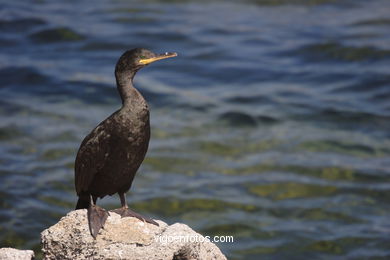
76, 197, 90, 210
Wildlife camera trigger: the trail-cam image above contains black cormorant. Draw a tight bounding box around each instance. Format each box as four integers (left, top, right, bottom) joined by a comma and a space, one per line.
75, 48, 177, 238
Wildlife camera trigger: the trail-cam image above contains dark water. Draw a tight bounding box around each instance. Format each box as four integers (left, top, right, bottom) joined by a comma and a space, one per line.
1, 0, 390, 259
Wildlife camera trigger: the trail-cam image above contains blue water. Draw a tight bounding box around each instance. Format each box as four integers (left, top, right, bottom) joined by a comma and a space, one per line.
1, 0, 390, 259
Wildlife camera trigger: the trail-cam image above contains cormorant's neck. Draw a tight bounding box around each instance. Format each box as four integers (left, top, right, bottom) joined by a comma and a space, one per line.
115, 70, 138, 107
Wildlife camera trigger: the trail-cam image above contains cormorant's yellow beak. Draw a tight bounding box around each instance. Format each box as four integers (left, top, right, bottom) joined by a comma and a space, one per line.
139, 52, 177, 65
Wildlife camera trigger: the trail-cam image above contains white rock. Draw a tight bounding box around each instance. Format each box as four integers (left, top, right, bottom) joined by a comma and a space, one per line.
0, 247, 34, 260
41, 210, 227, 260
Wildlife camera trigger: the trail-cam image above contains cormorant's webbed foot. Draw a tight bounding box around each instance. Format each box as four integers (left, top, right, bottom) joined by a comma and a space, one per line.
87, 204, 109, 239
111, 207, 159, 226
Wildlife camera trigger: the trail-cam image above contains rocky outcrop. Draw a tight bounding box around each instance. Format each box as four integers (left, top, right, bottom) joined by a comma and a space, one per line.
0, 247, 34, 260
41, 210, 227, 260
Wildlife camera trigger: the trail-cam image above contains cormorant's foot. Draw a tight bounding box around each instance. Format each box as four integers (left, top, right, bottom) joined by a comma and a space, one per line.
87, 205, 109, 239
111, 207, 159, 226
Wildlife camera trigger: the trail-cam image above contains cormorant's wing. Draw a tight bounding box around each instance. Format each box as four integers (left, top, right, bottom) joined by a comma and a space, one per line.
75, 119, 113, 195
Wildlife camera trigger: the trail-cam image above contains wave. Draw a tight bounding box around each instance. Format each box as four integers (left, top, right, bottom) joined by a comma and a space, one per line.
29, 27, 85, 43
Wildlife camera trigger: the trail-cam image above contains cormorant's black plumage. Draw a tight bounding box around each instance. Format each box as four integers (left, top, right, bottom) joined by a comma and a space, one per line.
74, 48, 177, 238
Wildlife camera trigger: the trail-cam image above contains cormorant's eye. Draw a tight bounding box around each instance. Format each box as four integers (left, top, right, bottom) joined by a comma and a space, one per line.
139, 56, 146, 59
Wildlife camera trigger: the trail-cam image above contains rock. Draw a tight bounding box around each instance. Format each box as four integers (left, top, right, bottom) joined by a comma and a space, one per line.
0, 247, 34, 260
41, 210, 227, 260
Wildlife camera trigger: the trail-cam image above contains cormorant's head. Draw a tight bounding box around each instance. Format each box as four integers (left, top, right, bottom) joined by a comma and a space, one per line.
115, 48, 177, 75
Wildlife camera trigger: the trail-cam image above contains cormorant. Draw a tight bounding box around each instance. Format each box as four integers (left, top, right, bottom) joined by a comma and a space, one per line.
74, 48, 177, 238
